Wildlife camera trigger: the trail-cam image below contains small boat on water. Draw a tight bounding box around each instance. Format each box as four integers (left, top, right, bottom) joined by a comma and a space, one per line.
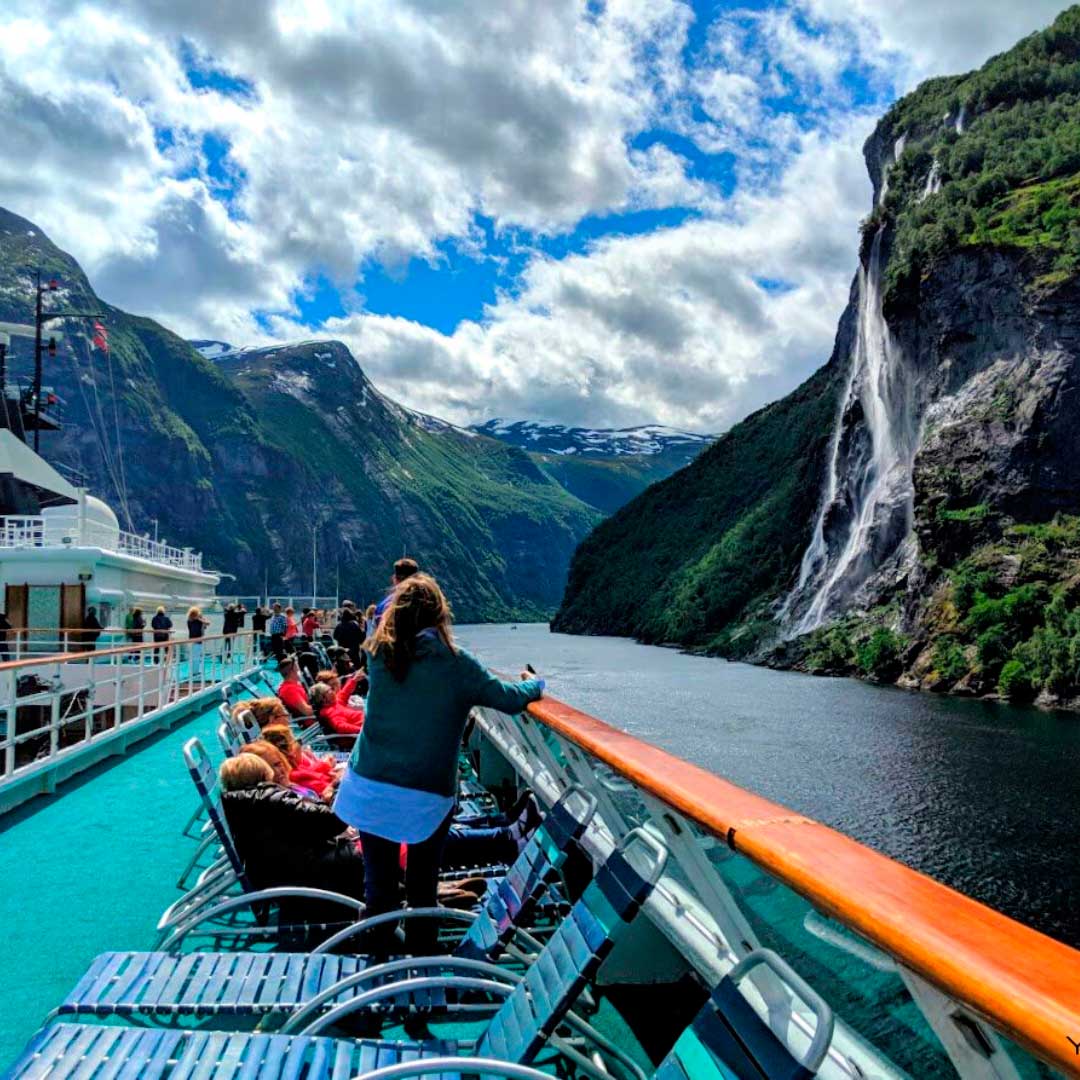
0, 405, 1077, 1079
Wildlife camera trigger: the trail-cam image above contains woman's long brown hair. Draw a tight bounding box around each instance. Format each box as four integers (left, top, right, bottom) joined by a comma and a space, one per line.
366, 572, 455, 681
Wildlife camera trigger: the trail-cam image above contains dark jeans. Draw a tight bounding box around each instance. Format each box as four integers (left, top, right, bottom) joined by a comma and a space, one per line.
443, 823, 517, 870
270, 632, 286, 660
358, 810, 453, 956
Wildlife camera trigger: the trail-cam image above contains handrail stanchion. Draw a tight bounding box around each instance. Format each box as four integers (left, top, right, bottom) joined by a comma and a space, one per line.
49, 673, 60, 757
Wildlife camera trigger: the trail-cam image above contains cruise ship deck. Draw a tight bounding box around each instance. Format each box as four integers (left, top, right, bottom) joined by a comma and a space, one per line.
1, 634, 1078, 1079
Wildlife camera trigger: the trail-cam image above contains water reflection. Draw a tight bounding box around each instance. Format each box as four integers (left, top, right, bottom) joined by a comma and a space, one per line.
458, 623, 1080, 946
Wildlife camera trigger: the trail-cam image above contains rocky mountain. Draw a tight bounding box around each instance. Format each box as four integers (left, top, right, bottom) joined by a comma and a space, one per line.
190, 360, 713, 515
471, 419, 714, 515
470, 419, 713, 459
555, 8, 1080, 706
0, 210, 599, 621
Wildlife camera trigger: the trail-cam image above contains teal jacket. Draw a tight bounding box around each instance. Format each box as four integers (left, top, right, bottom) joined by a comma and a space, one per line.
348, 632, 543, 797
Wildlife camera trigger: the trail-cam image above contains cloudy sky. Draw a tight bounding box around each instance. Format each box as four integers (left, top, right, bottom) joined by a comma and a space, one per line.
0, 1, 1070, 431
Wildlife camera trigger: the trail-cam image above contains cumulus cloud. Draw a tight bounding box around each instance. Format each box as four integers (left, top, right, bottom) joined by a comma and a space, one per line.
0, 0, 1068, 432
0, 0, 699, 337
801, 0, 1071, 87
267, 114, 874, 431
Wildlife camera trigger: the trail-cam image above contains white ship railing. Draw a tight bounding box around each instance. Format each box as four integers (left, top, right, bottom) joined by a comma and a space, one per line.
473, 696, 1080, 1079
0, 515, 205, 571
0, 631, 257, 797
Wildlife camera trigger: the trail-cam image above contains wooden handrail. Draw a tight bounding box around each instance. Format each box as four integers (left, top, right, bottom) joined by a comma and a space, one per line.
527, 695, 1080, 1075
0, 631, 257, 672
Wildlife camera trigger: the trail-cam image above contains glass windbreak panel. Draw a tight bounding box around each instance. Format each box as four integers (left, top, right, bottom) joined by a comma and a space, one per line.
705, 839, 957, 1078
996, 1033, 1065, 1078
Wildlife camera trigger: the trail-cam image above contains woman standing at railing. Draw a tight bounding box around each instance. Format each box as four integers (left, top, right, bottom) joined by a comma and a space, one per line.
151, 606, 172, 662
187, 605, 209, 678
333, 572, 544, 955
125, 607, 145, 645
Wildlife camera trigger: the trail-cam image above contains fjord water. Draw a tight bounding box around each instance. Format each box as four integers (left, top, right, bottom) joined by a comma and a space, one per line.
457, 623, 1080, 948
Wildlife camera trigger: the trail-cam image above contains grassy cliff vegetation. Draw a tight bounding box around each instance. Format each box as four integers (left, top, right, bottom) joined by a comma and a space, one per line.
552, 362, 842, 646
875, 7, 1080, 298
784, 516, 1080, 703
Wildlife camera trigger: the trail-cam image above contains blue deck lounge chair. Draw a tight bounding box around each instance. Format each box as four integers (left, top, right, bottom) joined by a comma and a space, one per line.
50, 786, 598, 1027
310, 949, 835, 1080
158, 739, 364, 949
12, 828, 667, 1080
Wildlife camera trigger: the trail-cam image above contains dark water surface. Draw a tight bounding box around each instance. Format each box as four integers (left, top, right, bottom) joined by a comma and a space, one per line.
457, 623, 1080, 947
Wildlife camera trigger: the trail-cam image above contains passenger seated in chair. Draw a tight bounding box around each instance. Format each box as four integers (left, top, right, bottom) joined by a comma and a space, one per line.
240, 740, 321, 800
328, 646, 354, 678
218, 754, 526, 909
232, 696, 290, 730
308, 681, 364, 742
259, 723, 341, 800
315, 667, 368, 702
219, 753, 364, 901
275, 657, 314, 724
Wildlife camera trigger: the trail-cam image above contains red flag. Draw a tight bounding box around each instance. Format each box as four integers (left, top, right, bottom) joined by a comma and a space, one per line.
91, 321, 108, 351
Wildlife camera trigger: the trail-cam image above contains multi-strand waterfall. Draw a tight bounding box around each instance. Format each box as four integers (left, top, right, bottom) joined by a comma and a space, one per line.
782, 225, 919, 635
781, 134, 920, 635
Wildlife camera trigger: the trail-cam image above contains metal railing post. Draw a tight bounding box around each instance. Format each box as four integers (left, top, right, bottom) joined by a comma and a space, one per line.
112, 653, 123, 728
49, 677, 60, 756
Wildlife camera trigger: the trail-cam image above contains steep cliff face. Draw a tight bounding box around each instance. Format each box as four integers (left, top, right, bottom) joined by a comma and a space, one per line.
557, 8, 1080, 703
0, 210, 599, 621
217, 341, 599, 620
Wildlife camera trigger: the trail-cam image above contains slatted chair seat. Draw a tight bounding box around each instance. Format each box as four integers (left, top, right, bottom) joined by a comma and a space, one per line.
9, 1024, 458, 1080
69, 787, 597, 1029
58, 952, 374, 1019
13, 830, 666, 1080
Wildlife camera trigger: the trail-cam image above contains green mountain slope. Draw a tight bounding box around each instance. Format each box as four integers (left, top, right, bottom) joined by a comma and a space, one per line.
528, 447, 704, 515
0, 209, 598, 621
555, 7, 1080, 706
551, 359, 844, 648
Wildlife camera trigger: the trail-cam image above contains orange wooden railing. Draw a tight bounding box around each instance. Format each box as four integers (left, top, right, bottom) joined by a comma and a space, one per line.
527, 695, 1080, 1075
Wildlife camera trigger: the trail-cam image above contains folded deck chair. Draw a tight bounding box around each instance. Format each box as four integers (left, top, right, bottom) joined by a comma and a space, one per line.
54, 786, 598, 1027
16, 828, 665, 1080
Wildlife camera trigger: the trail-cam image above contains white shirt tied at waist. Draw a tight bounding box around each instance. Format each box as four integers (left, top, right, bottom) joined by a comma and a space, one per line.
333, 767, 454, 844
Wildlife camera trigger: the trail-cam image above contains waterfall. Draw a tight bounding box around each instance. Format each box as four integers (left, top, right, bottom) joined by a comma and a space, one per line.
955, 104, 966, 134
921, 160, 942, 200
781, 227, 918, 635
877, 134, 907, 206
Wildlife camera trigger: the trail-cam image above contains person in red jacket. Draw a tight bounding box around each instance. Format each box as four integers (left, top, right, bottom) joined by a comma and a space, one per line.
275, 657, 314, 723
260, 723, 340, 799
309, 680, 364, 742
301, 608, 319, 638
315, 668, 369, 705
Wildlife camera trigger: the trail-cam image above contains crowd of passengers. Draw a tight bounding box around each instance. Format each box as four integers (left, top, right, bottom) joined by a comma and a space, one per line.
219, 557, 547, 954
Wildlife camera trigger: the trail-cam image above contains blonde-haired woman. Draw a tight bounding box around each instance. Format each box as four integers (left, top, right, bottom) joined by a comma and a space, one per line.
233, 696, 290, 730
334, 572, 543, 954
187, 605, 209, 678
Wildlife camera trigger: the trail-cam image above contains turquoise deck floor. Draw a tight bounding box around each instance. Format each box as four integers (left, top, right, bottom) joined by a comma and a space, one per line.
0, 683, 263, 1066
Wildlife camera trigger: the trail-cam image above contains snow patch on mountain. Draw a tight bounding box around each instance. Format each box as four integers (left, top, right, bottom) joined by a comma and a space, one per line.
470, 419, 715, 458
190, 339, 235, 360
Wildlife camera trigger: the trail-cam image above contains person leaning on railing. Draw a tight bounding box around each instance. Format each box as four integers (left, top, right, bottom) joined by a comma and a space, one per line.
332, 572, 545, 956
151, 606, 172, 662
